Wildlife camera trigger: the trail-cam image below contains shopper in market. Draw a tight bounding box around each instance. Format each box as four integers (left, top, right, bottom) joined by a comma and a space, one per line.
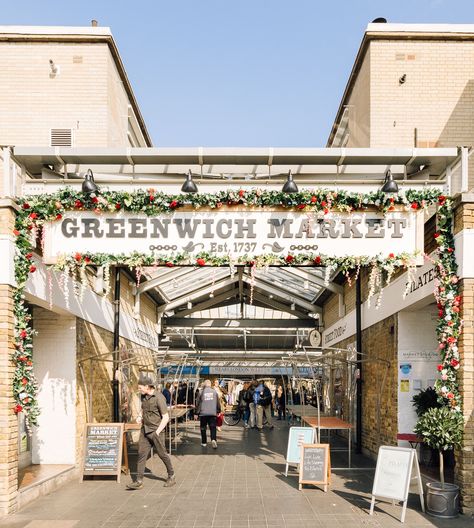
248, 380, 257, 428
276, 384, 286, 420
162, 382, 172, 406
254, 380, 274, 430
195, 379, 221, 448
238, 381, 251, 428
127, 373, 176, 490
212, 378, 227, 431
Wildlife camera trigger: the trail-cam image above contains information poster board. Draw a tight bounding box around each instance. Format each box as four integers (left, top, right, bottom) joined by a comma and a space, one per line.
370, 446, 424, 523
81, 423, 124, 482
285, 427, 315, 476
298, 444, 330, 492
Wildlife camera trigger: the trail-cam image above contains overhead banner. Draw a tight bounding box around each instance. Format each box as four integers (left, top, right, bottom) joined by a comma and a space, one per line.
43, 210, 422, 263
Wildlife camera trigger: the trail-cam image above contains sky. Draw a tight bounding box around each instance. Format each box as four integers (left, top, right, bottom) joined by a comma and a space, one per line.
3, 0, 474, 147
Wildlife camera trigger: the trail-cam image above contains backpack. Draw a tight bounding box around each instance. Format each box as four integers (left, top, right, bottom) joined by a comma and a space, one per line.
259, 386, 272, 407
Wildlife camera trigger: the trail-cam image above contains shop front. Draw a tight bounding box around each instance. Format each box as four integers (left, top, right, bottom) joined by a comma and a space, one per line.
1, 146, 473, 515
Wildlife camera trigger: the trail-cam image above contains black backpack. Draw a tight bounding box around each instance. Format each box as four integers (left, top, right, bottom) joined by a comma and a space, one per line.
259, 386, 272, 406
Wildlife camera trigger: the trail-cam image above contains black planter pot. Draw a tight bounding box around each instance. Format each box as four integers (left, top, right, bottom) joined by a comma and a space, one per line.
425, 482, 459, 518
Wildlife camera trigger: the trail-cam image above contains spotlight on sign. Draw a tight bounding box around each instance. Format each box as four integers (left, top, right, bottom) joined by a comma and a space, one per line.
82, 169, 99, 194
181, 170, 198, 193
282, 170, 299, 194
381, 169, 399, 193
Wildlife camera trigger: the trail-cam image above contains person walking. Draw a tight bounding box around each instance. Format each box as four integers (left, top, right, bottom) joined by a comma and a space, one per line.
212, 379, 226, 431
276, 385, 286, 421
195, 379, 221, 448
248, 380, 257, 428
254, 381, 274, 430
127, 373, 175, 490
162, 382, 172, 406
238, 382, 251, 428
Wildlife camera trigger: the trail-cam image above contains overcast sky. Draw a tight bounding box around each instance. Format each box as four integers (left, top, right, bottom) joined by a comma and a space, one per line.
3, 0, 474, 146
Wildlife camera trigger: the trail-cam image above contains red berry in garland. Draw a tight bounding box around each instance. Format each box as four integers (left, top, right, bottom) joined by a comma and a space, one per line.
56, 213, 62, 220
314, 256, 322, 265
20, 330, 27, 339
21, 378, 28, 385
310, 196, 317, 203
74, 199, 83, 209
411, 202, 419, 210
29, 265, 36, 273
285, 255, 294, 263
22, 203, 30, 210
196, 258, 206, 266
14, 404, 23, 414
170, 200, 178, 208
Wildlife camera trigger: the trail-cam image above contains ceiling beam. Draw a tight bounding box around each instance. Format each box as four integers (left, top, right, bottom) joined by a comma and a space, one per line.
243, 276, 321, 314
280, 267, 343, 295
165, 318, 316, 328
169, 287, 238, 317
165, 276, 239, 311
138, 267, 197, 294
252, 291, 310, 319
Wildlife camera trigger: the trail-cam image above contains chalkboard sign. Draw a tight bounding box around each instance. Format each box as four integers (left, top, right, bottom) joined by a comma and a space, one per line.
299, 444, 330, 492
370, 446, 424, 523
81, 423, 124, 482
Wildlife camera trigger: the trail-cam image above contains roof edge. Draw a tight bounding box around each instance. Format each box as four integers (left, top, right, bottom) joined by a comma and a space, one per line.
0, 27, 153, 147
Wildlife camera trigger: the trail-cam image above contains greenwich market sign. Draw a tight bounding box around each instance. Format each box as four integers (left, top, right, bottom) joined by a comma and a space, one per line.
43, 209, 422, 263
11, 187, 462, 428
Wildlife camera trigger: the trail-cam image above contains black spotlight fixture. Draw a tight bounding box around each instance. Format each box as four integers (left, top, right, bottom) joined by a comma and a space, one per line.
82, 169, 99, 194
381, 169, 399, 193
181, 170, 198, 193
282, 170, 299, 194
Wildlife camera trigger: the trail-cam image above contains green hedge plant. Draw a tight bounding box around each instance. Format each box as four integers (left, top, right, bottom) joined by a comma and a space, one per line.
414, 407, 464, 488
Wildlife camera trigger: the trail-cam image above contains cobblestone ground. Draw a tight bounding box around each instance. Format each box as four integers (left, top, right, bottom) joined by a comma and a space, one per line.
0, 420, 472, 528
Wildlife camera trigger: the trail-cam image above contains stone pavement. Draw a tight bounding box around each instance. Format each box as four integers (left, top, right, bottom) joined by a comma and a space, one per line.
0, 419, 472, 528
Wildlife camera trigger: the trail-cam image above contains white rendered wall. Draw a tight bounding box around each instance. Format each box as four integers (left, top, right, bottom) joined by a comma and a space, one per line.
397, 306, 439, 445
32, 308, 76, 464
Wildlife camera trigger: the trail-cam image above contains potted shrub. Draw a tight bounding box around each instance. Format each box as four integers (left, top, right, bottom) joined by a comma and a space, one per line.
414, 406, 464, 518
412, 387, 442, 417
412, 387, 442, 466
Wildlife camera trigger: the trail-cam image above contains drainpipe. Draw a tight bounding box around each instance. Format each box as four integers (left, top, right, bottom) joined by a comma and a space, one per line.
113, 268, 121, 422
356, 274, 362, 454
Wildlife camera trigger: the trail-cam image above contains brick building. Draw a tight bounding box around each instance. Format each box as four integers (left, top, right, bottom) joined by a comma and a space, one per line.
0, 25, 160, 514
325, 22, 474, 512
0, 20, 473, 519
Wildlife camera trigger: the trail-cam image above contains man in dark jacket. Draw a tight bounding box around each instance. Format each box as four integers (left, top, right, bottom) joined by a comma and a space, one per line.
254, 381, 274, 430
127, 372, 176, 490
195, 379, 221, 448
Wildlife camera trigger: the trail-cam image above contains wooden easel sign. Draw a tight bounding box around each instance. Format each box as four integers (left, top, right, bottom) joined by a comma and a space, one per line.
369, 445, 424, 523
81, 423, 124, 483
299, 444, 331, 492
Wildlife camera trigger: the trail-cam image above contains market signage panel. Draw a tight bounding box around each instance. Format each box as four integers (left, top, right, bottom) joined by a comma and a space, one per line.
43, 210, 423, 263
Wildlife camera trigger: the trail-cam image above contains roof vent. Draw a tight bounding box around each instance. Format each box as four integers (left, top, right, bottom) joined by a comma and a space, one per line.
50, 128, 73, 147
372, 17, 387, 23
91, 19, 98, 27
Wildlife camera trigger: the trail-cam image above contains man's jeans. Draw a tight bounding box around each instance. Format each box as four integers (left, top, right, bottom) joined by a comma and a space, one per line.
136, 429, 174, 480
200, 415, 217, 444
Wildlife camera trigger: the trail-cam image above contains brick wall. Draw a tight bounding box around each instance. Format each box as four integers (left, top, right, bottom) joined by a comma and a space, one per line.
0, 205, 19, 514
0, 41, 132, 148
457, 278, 474, 512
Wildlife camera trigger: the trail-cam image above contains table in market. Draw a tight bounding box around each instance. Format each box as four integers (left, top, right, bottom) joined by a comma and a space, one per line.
303, 416, 353, 468
287, 405, 321, 421
168, 406, 191, 452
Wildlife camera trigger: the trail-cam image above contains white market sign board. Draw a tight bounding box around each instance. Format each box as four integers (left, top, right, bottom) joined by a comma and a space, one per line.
370, 446, 424, 523
43, 210, 423, 263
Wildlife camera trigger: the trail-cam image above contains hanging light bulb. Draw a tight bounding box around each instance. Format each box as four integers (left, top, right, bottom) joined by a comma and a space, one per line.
381, 169, 399, 193
181, 170, 198, 193
82, 169, 99, 194
282, 170, 299, 194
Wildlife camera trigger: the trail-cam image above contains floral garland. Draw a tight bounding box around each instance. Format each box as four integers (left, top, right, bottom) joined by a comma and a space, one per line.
433, 195, 462, 413
11, 187, 461, 427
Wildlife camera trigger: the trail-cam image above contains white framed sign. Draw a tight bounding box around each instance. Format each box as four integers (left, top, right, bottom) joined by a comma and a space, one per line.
370, 446, 424, 523
43, 209, 423, 263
